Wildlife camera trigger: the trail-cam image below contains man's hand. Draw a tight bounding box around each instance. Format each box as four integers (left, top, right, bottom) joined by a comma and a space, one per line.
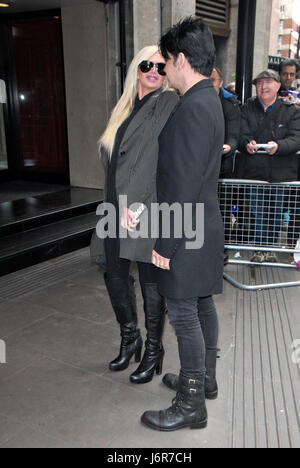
283, 93, 300, 106
152, 250, 170, 270
246, 140, 258, 154
266, 141, 278, 155
222, 144, 231, 155
121, 207, 139, 232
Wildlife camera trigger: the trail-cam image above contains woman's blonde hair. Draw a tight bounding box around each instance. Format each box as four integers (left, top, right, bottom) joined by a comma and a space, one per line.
99, 45, 167, 158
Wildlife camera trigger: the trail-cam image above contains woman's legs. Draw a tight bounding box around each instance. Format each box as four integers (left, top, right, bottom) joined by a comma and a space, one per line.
104, 238, 142, 371
130, 262, 166, 384
104, 237, 130, 280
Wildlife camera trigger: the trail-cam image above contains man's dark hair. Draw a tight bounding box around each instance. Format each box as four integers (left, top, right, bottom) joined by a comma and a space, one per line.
159, 17, 216, 77
279, 59, 300, 74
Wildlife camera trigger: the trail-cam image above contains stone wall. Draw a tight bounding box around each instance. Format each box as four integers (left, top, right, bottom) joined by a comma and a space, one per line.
62, 2, 107, 189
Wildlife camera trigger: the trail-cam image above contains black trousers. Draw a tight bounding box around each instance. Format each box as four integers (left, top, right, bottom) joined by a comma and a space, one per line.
167, 296, 219, 378
104, 237, 157, 286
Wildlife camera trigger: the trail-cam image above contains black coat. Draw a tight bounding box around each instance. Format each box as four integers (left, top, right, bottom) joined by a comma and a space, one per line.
236, 97, 300, 182
219, 91, 241, 178
155, 79, 225, 299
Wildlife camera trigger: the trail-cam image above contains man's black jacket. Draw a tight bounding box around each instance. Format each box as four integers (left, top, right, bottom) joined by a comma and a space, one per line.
155, 79, 225, 299
237, 97, 300, 182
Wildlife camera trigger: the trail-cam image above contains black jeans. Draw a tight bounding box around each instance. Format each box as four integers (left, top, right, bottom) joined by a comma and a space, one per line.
104, 237, 157, 285
167, 296, 219, 377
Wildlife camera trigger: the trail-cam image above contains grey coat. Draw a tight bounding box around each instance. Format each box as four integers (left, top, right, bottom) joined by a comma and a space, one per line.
90, 89, 179, 263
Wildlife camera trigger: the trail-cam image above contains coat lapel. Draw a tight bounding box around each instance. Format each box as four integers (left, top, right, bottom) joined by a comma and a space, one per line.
119, 91, 160, 148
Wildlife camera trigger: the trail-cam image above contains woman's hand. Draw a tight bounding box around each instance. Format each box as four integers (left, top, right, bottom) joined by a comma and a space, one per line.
121, 207, 140, 232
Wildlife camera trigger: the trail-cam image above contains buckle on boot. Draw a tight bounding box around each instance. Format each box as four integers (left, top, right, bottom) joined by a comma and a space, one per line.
188, 379, 196, 385
190, 388, 197, 394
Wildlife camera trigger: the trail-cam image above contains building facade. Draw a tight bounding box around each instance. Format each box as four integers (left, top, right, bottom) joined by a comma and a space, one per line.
0, 0, 284, 192
273, 0, 300, 58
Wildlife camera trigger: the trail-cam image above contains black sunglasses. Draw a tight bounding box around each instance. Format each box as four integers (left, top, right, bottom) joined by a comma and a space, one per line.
139, 60, 166, 76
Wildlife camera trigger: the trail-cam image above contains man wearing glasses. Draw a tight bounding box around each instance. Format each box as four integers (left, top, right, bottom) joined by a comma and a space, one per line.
237, 70, 300, 263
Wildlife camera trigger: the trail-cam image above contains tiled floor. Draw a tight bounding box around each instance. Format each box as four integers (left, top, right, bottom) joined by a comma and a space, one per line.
0, 248, 299, 448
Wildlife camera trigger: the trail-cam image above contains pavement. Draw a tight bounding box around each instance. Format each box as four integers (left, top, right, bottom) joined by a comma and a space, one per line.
0, 248, 299, 448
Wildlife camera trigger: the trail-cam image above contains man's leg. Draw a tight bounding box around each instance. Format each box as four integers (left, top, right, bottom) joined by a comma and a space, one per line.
248, 186, 268, 246
163, 296, 220, 399
198, 296, 219, 399
141, 297, 207, 431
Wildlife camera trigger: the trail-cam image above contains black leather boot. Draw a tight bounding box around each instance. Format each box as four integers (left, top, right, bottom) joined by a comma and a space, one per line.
104, 274, 143, 371
109, 321, 142, 371
162, 349, 219, 399
141, 373, 207, 431
130, 284, 166, 384
204, 348, 219, 400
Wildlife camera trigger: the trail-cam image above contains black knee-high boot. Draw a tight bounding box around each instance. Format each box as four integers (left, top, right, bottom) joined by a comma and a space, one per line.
130, 283, 166, 384
104, 274, 143, 371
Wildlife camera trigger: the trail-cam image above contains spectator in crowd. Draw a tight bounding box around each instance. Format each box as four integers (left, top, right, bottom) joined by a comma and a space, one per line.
278, 59, 300, 106
226, 81, 236, 95
211, 67, 241, 178
238, 69, 300, 263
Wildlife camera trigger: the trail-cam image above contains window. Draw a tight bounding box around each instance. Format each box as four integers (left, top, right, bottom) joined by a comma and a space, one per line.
279, 20, 284, 32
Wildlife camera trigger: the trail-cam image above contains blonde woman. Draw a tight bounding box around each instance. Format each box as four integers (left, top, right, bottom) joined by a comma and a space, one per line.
93, 46, 178, 384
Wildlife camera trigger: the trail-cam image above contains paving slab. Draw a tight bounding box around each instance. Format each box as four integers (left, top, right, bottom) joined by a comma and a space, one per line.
0, 248, 299, 448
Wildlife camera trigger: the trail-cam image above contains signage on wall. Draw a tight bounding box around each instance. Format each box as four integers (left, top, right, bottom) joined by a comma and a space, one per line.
268, 55, 300, 70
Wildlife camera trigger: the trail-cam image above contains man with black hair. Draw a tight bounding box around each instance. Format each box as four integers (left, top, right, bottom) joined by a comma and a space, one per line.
278, 59, 300, 106
141, 17, 225, 432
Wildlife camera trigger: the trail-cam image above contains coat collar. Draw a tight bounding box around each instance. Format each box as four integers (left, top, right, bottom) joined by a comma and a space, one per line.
254, 96, 281, 113
120, 89, 162, 148
180, 78, 213, 101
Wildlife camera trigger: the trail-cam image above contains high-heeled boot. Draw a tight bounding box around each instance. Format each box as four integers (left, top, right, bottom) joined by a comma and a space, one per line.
130, 283, 166, 384
162, 348, 219, 399
141, 373, 208, 431
104, 274, 143, 371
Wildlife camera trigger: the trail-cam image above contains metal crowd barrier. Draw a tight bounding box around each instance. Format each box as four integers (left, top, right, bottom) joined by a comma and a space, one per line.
218, 178, 300, 291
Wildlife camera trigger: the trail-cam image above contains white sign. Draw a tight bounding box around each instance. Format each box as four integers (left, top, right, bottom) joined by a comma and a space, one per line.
0, 80, 7, 104
0, 339, 6, 364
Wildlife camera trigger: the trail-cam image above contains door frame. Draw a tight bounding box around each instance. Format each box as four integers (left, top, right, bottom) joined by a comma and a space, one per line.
0, 9, 70, 185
